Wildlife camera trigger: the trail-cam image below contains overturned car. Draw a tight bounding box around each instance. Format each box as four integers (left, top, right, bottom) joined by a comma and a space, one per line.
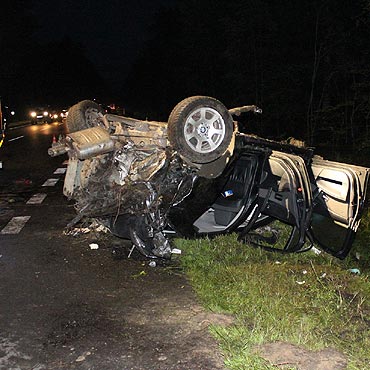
49, 96, 369, 259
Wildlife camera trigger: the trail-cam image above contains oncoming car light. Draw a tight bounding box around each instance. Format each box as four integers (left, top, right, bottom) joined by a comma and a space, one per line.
43, 111, 49, 117
30, 111, 37, 118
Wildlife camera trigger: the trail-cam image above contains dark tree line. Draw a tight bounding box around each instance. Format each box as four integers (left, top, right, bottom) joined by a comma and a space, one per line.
2, 0, 370, 155
124, 0, 370, 154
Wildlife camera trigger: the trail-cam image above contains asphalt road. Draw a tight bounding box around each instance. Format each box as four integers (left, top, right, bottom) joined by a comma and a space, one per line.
0, 122, 225, 370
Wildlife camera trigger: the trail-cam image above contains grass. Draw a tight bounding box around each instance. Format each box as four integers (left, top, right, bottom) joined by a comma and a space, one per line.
175, 208, 370, 369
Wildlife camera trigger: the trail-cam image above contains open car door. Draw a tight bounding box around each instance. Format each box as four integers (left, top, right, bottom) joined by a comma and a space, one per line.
238, 150, 313, 252
309, 156, 369, 259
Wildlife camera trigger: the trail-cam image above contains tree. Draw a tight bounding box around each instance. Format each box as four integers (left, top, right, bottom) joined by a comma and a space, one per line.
124, 0, 370, 152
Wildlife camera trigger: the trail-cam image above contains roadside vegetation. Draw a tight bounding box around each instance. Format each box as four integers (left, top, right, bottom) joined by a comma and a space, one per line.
176, 208, 370, 369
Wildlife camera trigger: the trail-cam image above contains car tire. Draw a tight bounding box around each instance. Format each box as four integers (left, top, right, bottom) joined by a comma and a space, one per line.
66, 100, 103, 133
168, 96, 234, 164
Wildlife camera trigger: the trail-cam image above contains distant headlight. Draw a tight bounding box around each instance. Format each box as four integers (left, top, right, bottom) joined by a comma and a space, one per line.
53, 114, 58, 119
43, 111, 49, 116
30, 111, 37, 118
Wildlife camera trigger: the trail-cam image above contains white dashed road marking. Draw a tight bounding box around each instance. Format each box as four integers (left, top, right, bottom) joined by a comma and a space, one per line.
54, 168, 67, 174
42, 178, 59, 187
1, 216, 31, 234
26, 193, 47, 205
8, 135, 24, 142
1, 166, 66, 235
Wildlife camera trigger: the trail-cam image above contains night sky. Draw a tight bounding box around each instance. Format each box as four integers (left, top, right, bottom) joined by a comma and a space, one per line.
2, 0, 370, 154
31, 0, 174, 91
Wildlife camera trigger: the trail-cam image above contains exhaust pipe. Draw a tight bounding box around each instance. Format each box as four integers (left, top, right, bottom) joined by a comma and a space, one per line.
48, 142, 68, 157
67, 126, 115, 160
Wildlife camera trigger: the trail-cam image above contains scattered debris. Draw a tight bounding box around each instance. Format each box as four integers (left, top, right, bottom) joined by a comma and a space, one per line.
95, 225, 108, 233
128, 245, 136, 258
132, 270, 147, 278
149, 261, 157, 267
75, 351, 92, 362
63, 227, 90, 236
348, 268, 360, 275
89, 243, 99, 250
171, 248, 182, 255
89, 219, 109, 233
63, 220, 109, 237
311, 246, 322, 255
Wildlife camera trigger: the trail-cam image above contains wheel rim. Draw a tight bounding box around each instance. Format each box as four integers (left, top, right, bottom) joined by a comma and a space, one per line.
183, 107, 226, 153
85, 107, 102, 127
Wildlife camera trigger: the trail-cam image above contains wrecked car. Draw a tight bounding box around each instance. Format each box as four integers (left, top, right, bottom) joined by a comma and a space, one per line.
48, 96, 369, 259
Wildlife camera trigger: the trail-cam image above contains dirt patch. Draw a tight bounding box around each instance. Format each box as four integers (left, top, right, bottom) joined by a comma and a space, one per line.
40, 294, 228, 369
44, 303, 119, 347
255, 342, 347, 370
0, 223, 228, 370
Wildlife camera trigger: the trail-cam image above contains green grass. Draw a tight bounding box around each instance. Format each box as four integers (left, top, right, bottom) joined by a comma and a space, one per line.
176, 209, 370, 369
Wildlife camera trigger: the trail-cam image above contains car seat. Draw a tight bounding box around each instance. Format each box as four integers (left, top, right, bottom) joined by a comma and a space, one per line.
213, 155, 259, 226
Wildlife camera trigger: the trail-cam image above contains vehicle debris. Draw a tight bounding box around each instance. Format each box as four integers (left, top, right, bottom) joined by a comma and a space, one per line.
49, 96, 369, 260
63, 219, 109, 236
75, 351, 91, 362
348, 268, 361, 275
311, 247, 322, 256
63, 227, 90, 236
132, 270, 147, 278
